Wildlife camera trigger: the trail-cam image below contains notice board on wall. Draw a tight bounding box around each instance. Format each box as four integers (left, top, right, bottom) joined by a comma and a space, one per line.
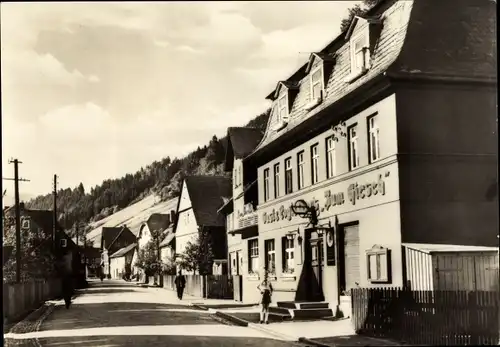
326, 228, 336, 266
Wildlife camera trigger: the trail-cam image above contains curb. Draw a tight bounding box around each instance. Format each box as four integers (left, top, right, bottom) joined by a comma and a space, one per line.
247, 322, 297, 341
215, 311, 249, 327
212, 310, 298, 342
298, 337, 333, 347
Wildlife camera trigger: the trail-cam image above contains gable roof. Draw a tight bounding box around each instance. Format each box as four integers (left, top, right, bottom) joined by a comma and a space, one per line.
110, 243, 137, 258
228, 127, 264, 159
183, 175, 232, 227
266, 81, 300, 101
101, 227, 123, 249
146, 213, 171, 232
224, 127, 264, 171
345, 15, 382, 40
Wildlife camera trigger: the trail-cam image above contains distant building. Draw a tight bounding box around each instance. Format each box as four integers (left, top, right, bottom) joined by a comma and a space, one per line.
100, 226, 136, 277
3, 203, 84, 282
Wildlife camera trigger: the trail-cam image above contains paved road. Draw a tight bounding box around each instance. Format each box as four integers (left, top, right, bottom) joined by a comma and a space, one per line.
6, 280, 304, 347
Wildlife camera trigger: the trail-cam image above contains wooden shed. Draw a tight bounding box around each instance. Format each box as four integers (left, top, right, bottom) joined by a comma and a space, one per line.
402, 243, 499, 291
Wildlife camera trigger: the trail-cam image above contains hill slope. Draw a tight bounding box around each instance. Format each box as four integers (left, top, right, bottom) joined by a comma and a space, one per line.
86, 194, 178, 248
23, 108, 270, 237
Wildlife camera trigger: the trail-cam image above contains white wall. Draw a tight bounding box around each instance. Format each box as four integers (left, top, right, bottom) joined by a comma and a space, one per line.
178, 181, 192, 211
110, 257, 126, 279
137, 224, 151, 250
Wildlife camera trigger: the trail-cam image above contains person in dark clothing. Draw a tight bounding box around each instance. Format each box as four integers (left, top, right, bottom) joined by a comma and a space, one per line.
174, 270, 186, 300
61, 275, 74, 309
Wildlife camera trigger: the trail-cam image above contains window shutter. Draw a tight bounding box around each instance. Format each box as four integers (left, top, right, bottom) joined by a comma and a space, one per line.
282, 237, 286, 271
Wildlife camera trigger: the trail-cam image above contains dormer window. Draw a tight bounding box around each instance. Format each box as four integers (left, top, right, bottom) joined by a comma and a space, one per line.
344, 15, 381, 83
350, 33, 369, 75
278, 93, 288, 123
310, 66, 324, 101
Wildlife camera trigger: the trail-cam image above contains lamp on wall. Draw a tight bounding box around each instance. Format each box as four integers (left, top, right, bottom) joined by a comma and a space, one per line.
286, 229, 303, 245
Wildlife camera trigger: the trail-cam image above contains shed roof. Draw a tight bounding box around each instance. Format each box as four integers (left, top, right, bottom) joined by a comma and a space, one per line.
403, 243, 499, 254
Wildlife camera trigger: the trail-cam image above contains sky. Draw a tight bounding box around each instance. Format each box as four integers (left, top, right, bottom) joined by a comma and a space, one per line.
1, 1, 359, 205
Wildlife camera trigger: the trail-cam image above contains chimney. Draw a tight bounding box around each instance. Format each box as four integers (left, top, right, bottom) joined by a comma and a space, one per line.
170, 210, 176, 224
166, 214, 171, 225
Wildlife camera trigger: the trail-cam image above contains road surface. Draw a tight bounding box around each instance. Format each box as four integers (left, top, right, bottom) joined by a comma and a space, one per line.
5, 280, 304, 347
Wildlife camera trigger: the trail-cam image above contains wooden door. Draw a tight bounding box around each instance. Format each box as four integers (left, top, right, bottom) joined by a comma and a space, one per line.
309, 237, 325, 301
343, 224, 360, 294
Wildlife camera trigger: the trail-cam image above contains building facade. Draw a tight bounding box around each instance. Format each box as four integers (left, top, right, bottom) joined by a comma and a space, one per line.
237, 0, 497, 315
174, 176, 232, 274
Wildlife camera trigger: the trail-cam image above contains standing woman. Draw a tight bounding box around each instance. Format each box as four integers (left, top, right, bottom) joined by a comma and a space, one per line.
257, 276, 273, 324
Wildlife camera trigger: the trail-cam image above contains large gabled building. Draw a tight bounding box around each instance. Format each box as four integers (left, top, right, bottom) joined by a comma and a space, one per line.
235, 0, 497, 316
218, 127, 264, 301
174, 175, 232, 274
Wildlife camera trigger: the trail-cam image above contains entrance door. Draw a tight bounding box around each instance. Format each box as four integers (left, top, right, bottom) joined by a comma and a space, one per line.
236, 250, 243, 301
343, 224, 360, 294
308, 233, 325, 302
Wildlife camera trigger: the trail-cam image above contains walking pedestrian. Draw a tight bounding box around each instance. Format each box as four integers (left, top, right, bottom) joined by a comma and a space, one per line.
257, 275, 273, 324
174, 270, 186, 300
61, 274, 73, 309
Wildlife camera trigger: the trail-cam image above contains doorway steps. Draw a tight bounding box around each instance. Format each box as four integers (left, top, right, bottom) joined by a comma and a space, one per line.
270, 301, 334, 320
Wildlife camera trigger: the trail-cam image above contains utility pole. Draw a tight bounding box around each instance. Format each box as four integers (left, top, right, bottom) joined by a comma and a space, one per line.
53, 174, 58, 252
5, 159, 30, 283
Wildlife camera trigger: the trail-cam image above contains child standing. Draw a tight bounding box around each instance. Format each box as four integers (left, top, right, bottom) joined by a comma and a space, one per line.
257, 276, 273, 324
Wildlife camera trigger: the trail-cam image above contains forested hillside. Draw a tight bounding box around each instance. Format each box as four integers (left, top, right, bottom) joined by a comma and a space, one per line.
24, 109, 270, 236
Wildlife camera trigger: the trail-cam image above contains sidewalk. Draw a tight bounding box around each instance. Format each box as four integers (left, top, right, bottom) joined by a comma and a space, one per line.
212, 308, 405, 346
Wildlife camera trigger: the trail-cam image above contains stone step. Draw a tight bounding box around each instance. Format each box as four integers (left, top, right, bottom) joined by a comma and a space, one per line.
277, 301, 330, 310
291, 308, 334, 319
296, 302, 329, 310
269, 306, 292, 315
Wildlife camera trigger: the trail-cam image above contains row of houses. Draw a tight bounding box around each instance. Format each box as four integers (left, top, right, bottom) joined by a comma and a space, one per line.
7, 1, 496, 321
171, 0, 498, 318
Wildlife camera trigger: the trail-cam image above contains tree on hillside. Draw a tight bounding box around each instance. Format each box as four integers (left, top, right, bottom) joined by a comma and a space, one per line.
177, 227, 214, 275
340, 0, 382, 32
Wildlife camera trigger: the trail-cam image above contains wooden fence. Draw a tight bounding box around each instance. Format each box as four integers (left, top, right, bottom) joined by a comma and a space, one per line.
3, 279, 62, 324
162, 274, 233, 299
352, 287, 500, 346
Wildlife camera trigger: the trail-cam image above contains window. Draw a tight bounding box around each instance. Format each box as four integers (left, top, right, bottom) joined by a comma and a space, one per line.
278, 94, 288, 123
233, 168, 237, 187
297, 151, 305, 190
350, 34, 369, 74
366, 247, 391, 283
60, 239, 67, 248
368, 114, 380, 163
263, 168, 270, 202
273, 163, 280, 199
265, 239, 276, 275
248, 239, 259, 274
311, 144, 319, 185
326, 136, 336, 179
282, 237, 295, 274
285, 158, 293, 194
310, 66, 324, 100
348, 125, 359, 170
238, 166, 242, 186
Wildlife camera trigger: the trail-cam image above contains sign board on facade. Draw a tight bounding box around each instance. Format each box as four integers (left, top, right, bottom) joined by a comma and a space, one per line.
262, 171, 389, 225
326, 228, 335, 266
